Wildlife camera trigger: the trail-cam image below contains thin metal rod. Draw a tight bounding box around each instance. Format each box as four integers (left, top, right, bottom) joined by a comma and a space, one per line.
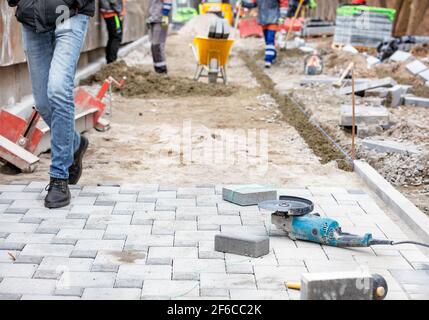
351, 68, 356, 160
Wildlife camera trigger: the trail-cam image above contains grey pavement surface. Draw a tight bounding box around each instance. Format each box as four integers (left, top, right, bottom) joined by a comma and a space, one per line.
0, 182, 428, 300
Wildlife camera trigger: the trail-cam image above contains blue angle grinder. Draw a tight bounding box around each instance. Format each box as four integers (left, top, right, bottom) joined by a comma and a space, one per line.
259, 196, 429, 248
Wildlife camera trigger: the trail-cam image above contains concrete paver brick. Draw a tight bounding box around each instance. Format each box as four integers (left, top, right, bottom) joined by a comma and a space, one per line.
125, 235, 174, 250
117, 265, 171, 281
74, 240, 124, 252
200, 273, 256, 290
142, 280, 199, 299
173, 258, 225, 280
229, 289, 288, 300
198, 241, 225, 259
0, 263, 37, 278
147, 247, 198, 264
152, 220, 197, 235
176, 207, 218, 220
57, 271, 116, 288
6, 233, 54, 244
21, 244, 74, 257
175, 231, 219, 246
215, 233, 269, 258
0, 278, 56, 295
85, 215, 131, 229
55, 229, 105, 240
131, 211, 175, 225
82, 288, 141, 300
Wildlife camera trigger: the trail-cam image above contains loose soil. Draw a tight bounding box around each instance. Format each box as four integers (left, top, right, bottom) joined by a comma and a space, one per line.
81, 60, 236, 98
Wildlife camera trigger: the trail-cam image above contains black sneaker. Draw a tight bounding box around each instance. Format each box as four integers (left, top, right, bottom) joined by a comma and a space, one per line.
154, 66, 168, 74
44, 178, 71, 209
69, 135, 89, 185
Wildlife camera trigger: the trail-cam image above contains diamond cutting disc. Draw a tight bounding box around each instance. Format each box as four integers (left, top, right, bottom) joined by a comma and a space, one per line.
258, 196, 314, 216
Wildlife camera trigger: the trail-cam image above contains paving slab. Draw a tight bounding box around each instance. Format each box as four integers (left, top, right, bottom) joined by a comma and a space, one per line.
406, 60, 428, 75
340, 105, 390, 127
362, 139, 422, 155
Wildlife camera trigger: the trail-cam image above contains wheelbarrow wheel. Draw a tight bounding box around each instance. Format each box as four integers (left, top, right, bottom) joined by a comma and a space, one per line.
208, 58, 219, 84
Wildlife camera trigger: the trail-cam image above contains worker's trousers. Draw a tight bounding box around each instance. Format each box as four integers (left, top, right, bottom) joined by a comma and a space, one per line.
21, 14, 89, 180
104, 15, 123, 64
263, 28, 277, 64
149, 22, 168, 73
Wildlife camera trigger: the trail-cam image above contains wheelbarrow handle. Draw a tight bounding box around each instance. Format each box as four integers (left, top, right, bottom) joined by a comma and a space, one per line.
189, 44, 199, 63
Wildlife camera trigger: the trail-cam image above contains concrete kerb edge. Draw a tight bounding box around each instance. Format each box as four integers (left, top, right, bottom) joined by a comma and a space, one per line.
354, 160, 429, 244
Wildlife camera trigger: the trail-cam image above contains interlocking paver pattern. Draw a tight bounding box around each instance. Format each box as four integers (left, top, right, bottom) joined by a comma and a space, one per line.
0, 182, 427, 300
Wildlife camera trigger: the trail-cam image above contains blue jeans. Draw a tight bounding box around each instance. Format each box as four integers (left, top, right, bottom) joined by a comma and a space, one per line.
22, 14, 89, 180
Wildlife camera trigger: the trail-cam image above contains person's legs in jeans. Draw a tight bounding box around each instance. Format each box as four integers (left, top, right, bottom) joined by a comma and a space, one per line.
22, 14, 89, 208
150, 22, 168, 73
104, 15, 123, 63
48, 14, 89, 180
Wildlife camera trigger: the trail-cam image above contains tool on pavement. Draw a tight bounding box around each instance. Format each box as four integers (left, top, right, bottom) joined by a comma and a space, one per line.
259, 196, 429, 248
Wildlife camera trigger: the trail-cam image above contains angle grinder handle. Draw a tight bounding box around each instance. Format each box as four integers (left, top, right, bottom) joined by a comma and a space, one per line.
335, 232, 373, 247
372, 274, 388, 300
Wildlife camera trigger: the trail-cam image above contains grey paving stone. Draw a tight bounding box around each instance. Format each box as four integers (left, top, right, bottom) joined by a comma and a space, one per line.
14, 255, 43, 264
254, 265, 308, 290
176, 207, 218, 220
200, 273, 256, 290
198, 241, 225, 259
0, 293, 22, 300
340, 105, 389, 127
198, 215, 241, 226
403, 95, 429, 107
93, 250, 146, 269
24, 209, 68, 219
21, 244, 74, 257
33, 270, 62, 280
147, 247, 198, 265
6, 233, 54, 244
0, 241, 25, 251
0, 263, 38, 278
142, 280, 199, 299
70, 205, 113, 215
226, 264, 254, 274
0, 199, 13, 205
0, 278, 56, 295
339, 77, 397, 95
113, 201, 155, 214
55, 229, 105, 240
389, 50, 413, 62
4, 208, 29, 214
173, 258, 225, 280
82, 288, 141, 300
362, 139, 421, 154
117, 265, 171, 281
21, 294, 80, 300
57, 271, 116, 289
85, 215, 131, 230
406, 59, 428, 75
152, 220, 197, 235
70, 250, 98, 259
105, 224, 152, 237
131, 211, 175, 225
390, 269, 429, 285
200, 288, 229, 297
38, 218, 86, 230
0, 214, 23, 223
94, 201, 116, 206
74, 240, 124, 252
125, 235, 174, 251
215, 233, 269, 258
0, 233, 9, 239
177, 187, 214, 197
175, 231, 219, 247
114, 279, 144, 288
0, 185, 26, 192
137, 191, 176, 202
82, 186, 121, 194
54, 287, 84, 297
230, 289, 289, 300
20, 217, 43, 224
198, 224, 220, 231
222, 185, 277, 206
0, 223, 39, 233
196, 195, 223, 206
0, 192, 41, 200
156, 198, 196, 210
38, 257, 93, 276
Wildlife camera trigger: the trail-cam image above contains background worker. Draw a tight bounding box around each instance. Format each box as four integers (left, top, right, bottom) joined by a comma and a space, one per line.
243, 0, 289, 68
6, 0, 94, 209
100, 0, 126, 64
147, 0, 173, 74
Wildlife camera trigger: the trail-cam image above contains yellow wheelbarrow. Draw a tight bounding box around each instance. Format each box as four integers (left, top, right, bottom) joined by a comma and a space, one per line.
191, 36, 234, 84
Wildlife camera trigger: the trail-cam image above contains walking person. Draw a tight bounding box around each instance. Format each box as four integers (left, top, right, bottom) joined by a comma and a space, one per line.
7, 0, 94, 208
147, 0, 173, 74
100, 0, 126, 64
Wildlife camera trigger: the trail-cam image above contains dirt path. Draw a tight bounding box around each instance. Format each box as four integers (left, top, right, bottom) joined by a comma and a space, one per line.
0, 23, 365, 190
